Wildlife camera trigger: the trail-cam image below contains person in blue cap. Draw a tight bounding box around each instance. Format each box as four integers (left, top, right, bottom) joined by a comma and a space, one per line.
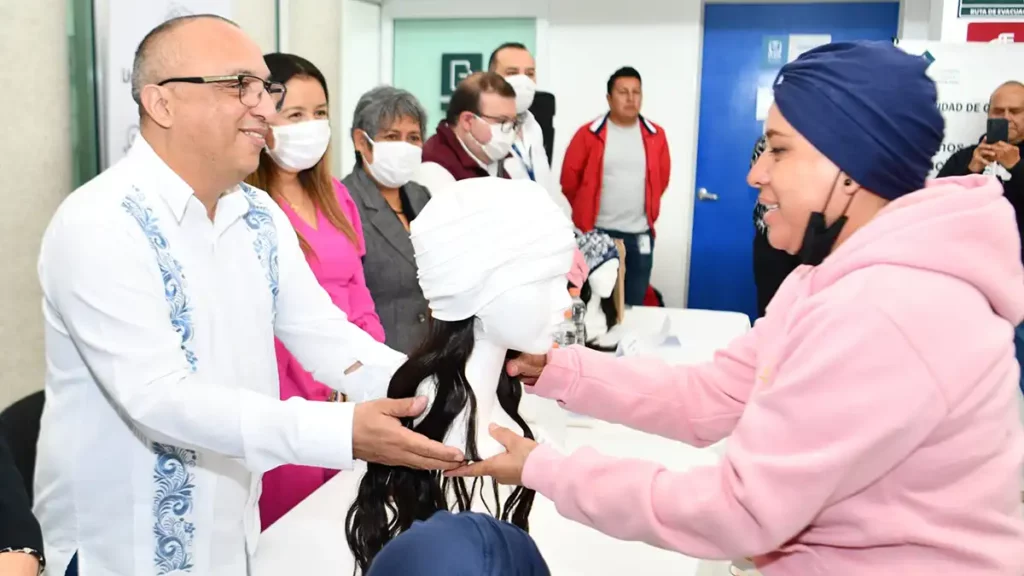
452, 41, 1024, 574
367, 511, 549, 576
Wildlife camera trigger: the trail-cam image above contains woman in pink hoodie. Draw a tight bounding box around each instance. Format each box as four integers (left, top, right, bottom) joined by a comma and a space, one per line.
451, 42, 1024, 574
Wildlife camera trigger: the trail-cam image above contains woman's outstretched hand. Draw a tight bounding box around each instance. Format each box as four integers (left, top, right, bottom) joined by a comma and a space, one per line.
506, 353, 548, 386
444, 424, 538, 486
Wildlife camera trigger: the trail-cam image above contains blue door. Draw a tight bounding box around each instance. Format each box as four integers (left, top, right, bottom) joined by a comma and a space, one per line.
687, 3, 898, 320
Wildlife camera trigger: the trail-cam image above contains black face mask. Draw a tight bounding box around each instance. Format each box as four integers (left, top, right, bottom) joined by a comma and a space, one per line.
797, 172, 855, 267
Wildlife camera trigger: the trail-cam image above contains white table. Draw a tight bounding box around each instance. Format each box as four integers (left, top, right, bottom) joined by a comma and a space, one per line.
253, 307, 752, 576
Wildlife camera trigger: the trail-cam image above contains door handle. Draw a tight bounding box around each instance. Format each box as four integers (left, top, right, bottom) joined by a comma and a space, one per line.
697, 188, 719, 201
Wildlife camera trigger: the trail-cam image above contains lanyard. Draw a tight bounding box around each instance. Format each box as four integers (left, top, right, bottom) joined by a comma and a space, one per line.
511, 143, 535, 182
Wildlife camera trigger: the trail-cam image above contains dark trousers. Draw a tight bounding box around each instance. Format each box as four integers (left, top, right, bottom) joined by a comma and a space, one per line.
598, 229, 653, 307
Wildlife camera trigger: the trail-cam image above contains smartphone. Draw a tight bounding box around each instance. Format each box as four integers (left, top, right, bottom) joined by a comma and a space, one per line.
987, 118, 1009, 144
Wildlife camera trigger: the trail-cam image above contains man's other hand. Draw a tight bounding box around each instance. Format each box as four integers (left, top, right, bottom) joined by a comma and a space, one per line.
352, 396, 465, 470
969, 138, 997, 173
993, 141, 1021, 170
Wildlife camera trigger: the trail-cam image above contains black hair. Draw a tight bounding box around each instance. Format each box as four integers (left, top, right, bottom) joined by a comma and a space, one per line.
489, 42, 530, 70
344, 317, 536, 574
263, 52, 330, 103
579, 280, 619, 351
607, 66, 642, 95
445, 72, 517, 125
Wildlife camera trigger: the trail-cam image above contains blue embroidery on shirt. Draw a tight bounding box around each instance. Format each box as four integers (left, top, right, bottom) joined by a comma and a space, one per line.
153, 444, 198, 574
122, 192, 199, 371
122, 190, 197, 574
240, 184, 280, 318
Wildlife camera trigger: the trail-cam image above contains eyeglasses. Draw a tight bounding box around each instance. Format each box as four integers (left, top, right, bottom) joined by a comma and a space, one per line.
156, 74, 287, 111
478, 113, 521, 134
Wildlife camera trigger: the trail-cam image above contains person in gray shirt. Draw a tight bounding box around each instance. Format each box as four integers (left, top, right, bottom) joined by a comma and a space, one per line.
560, 67, 671, 305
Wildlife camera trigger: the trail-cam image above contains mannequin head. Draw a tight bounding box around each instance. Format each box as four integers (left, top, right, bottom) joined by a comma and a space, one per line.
586, 260, 619, 300
346, 177, 573, 573
477, 277, 572, 354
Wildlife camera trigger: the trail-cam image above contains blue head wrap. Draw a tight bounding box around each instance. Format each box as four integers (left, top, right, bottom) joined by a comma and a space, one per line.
772, 41, 944, 200
367, 511, 550, 576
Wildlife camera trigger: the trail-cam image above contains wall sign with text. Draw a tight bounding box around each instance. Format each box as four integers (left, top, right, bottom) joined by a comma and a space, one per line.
440, 53, 482, 111
960, 0, 1024, 17
967, 21, 1024, 40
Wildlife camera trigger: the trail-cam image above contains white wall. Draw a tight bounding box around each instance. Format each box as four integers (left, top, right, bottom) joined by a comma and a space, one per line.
900, 0, 934, 39
0, 0, 72, 408
340, 0, 384, 173
233, 0, 278, 53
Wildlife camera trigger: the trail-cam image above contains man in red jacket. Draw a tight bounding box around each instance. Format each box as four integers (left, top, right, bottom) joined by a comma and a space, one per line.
560, 66, 671, 305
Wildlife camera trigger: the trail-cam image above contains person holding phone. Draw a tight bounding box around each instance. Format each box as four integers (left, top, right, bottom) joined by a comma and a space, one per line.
938, 81, 1024, 398
938, 81, 1024, 262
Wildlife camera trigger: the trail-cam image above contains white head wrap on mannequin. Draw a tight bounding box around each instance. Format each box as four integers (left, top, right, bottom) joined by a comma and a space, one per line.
410, 177, 575, 322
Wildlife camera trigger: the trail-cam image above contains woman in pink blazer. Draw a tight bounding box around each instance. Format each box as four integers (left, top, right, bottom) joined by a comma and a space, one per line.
451, 42, 1024, 574
246, 53, 386, 530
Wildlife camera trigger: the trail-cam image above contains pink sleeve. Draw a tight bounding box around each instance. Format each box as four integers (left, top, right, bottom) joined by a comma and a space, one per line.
532, 326, 762, 447
333, 180, 386, 343
567, 247, 589, 288
522, 305, 945, 560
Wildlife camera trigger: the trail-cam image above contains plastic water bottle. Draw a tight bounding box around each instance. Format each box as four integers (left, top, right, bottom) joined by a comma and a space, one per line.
553, 309, 578, 347
569, 288, 587, 345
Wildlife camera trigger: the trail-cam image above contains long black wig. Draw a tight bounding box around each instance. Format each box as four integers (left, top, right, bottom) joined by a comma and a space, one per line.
579, 280, 619, 352
344, 317, 536, 573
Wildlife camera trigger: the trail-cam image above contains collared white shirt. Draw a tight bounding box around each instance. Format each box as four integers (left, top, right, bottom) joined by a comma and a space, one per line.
504, 112, 572, 218
34, 138, 404, 576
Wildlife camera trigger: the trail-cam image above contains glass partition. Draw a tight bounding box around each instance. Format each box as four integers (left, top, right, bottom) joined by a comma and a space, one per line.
68, 0, 100, 190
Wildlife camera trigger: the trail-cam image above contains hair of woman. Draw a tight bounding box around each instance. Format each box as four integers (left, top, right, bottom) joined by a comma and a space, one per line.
245, 52, 357, 254
344, 317, 536, 574
350, 85, 428, 167
579, 280, 620, 352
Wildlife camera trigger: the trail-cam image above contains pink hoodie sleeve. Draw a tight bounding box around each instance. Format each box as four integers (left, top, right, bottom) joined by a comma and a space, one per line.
522, 304, 946, 560
530, 326, 761, 446
333, 180, 386, 343
567, 248, 589, 288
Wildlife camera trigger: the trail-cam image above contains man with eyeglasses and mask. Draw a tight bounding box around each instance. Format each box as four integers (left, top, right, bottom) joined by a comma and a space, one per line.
413, 72, 519, 192
34, 15, 465, 576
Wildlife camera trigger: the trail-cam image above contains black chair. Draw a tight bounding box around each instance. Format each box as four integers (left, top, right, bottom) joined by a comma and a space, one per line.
0, 391, 45, 504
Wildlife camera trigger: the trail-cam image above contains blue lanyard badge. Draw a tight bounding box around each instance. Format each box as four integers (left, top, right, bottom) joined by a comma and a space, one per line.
511, 143, 535, 182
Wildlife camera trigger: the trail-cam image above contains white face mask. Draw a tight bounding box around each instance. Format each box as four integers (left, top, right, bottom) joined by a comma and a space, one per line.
472, 116, 517, 162
266, 119, 331, 172
504, 74, 537, 115
364, 136, 423, 189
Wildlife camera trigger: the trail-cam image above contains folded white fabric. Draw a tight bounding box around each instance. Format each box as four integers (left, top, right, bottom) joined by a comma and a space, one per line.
411, 177, 575, 322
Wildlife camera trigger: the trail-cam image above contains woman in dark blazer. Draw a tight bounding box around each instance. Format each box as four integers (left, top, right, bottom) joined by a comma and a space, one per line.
343, 86, 433, 354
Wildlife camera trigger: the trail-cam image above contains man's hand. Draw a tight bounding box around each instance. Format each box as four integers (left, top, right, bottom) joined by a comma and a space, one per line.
444, 423, 539, 486
993, 141, 1021, 170
506, 353, 548, 386
969, 139, 997, 173
352, 396, 465, 470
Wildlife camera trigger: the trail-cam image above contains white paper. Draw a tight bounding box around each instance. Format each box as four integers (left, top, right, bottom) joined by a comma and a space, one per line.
787, 34, 832, 63
756, 86, 774, 121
